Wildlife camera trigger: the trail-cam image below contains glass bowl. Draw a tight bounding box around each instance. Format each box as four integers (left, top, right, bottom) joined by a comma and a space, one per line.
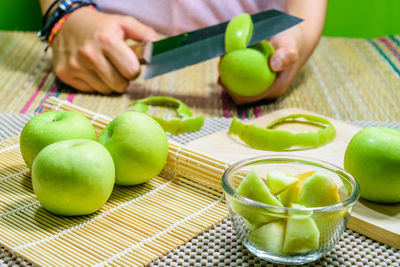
221, 155, 360, 265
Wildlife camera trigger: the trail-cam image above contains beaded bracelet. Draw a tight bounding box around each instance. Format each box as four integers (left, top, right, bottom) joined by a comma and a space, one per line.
47, 4, 96, 46
38, 0, 98, 43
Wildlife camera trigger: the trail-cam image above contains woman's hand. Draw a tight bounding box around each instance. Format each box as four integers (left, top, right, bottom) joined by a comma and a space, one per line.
51, 7, 159, 94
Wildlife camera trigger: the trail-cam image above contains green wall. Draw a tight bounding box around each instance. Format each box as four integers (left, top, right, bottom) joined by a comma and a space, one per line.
0, 0, 42, 31
0, 0, 399, 38
323, 0, 400, 38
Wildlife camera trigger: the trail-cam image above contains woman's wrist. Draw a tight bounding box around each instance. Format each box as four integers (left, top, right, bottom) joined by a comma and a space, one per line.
38, 0, 99, 44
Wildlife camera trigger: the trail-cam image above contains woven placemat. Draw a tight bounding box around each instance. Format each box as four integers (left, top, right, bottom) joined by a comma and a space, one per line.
0, 114, 399, 267
1, 31, 400, 120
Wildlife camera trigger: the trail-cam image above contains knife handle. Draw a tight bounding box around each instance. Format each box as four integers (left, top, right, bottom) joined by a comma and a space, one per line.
130, 41, 153, 64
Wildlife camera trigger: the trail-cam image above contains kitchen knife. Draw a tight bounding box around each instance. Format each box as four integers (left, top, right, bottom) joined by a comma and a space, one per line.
132, 9, 303, 79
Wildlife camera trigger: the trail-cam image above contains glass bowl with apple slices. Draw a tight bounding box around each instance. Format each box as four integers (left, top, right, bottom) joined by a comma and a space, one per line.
221, 155, 360, 265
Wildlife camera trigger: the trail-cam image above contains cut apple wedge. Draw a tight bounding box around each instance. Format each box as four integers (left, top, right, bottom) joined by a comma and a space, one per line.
266, 170, 298, 195
299, 173, 341, 207
283, 204, 320, 254
277, 170, 316, 206
248, 220, 285, 254
230, 169, 284, 225
236, 169, 284, 207
277, 180, 304, 207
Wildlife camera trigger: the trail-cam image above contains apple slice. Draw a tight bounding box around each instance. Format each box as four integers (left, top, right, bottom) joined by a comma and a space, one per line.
230, 169, 284, 225
299, 173, 340, 207
283, 204, 320, 254
277, 171, 315, 206
236, 169, 283, 207
277, 180, 304, 207
248, 221, 285, 254
266, 170, 298, 195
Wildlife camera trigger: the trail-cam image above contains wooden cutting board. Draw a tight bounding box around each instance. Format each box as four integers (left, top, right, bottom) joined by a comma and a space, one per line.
187, 108, 400, 249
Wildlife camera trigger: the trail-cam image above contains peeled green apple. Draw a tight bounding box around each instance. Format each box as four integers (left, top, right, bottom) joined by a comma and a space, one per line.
32, 139, 115, 216
98, 112, 168, 186
20, 111, 96, 169
344, 127, 400, 203
219, 40, 276, 97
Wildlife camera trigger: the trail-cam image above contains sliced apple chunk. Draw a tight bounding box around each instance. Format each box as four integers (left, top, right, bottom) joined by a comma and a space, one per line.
283, 204, 320, 254
299, 172, 340, 207
248, 220, 285, 254
266, 170, 298, 195
277, 170, 315, 206
236, 169, 283, 207
277, 179, 304, 207
230, 169, 284, 225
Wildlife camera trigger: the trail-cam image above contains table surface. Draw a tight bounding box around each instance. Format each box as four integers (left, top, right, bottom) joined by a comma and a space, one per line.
0, 31, 399, 120
0, 31, 399, 266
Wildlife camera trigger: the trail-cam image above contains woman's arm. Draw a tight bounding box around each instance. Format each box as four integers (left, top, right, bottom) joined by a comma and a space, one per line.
39, 0, 159, 94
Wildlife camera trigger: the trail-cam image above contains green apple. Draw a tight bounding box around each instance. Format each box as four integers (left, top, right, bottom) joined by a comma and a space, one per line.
20, 111, 96, 169
344, 127, 400, 203
224, 13, 253, 53
219, 40, 276, 97
32, 139, 115, 216
98, 112, 168, 186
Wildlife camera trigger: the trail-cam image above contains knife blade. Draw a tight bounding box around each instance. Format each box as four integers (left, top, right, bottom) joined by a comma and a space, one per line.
132, 9, 302, 79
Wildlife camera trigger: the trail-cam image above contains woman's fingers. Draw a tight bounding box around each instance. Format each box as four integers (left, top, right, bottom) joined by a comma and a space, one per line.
119, 16, 159, 42
102, 38, 141, 81
88, 54, 130, 93
66, 77, 96, 93
269, 47, 299, 72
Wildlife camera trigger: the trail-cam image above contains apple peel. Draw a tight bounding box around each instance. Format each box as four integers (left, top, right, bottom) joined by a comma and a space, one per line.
228, 114, 336, 151
224, 13, 253, 53
129, 96, 204, 135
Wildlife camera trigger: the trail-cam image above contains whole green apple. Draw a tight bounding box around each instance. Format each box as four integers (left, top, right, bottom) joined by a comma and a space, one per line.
20, 111, 96, 169
32, 139, 115, 216
344, 127, 400, 203
98, 112, 169, 186
219, 40, 276, 97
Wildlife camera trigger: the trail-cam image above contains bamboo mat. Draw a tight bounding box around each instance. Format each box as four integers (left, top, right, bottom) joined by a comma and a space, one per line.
0, 98, 229, 266
0, 31, 399, 120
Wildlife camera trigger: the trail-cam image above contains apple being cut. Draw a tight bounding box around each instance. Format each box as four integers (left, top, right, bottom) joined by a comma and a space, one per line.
219, 40, 276, 97
344, 127, 400, 203
98, 112, 169, 186
32, 139, 115, 216
20, 111, 96, 169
